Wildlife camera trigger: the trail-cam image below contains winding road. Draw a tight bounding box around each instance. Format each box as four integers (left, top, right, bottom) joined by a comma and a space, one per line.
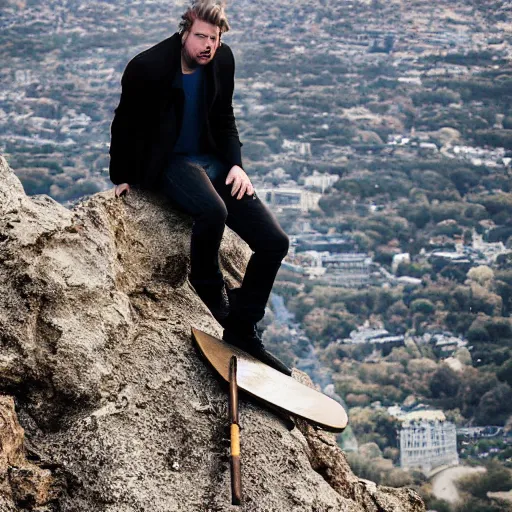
431, 466, 486, 503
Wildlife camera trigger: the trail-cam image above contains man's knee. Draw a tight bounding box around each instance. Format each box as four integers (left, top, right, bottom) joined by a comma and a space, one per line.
261, 229, 289, 259
250, 228, 289, 259
275, 231, 290, 258
201, 201, 228, 226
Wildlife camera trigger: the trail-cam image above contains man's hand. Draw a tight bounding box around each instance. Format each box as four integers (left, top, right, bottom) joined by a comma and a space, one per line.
115, 183, 131, 197
225, 165, 254, 200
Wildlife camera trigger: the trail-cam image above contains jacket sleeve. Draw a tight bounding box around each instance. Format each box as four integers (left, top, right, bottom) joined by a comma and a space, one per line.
108, 59, 148, 185
211, 47, 244, 170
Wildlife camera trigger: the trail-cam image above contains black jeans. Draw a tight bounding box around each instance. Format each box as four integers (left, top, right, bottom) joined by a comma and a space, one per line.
156, 153, 289, 324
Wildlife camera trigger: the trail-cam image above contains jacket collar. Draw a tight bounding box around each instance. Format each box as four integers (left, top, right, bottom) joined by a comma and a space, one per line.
204, 54, 220, 111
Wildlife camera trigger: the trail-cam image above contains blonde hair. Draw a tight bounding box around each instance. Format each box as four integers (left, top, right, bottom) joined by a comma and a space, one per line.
179, 0, 230, 35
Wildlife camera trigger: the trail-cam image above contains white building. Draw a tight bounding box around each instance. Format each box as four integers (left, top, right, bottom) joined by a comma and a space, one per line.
282, 139, 312, 157
14, 69, 34, 85
302, 171, 340, 193
259, 188, 321, 213
394, 410, 459, 473
322, 253, 372, 286
472, 232, 509, 263
392, 252, 410, 274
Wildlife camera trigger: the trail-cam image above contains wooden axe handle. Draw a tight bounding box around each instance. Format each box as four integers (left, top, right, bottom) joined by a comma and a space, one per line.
229, 356, 241, 505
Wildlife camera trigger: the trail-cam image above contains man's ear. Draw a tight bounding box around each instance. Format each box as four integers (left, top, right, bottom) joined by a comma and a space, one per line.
181, 31, 189, 45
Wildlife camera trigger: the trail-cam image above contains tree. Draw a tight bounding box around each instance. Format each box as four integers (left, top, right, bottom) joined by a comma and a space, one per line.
430, 201, 466, 223
430, 365, 460, 399
467, 265, 494, 288
455, 496, 511, 512
475, 383, 512, 425
241, 140, 271, 162
477, 193, 512, 219
467, 320, 490, 343
458, 461, 512, 500
426, 499, 451, 512
497, 359, 512, 387
455, 347, 472, 366
468, 316, 512, 345
458, 368, 498, 419
349, 409, 401, 450
410, 298, 435, 315
401, 203, 431, 229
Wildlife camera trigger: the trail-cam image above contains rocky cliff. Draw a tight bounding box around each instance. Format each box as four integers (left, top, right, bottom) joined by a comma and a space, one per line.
0, 155, 425, 512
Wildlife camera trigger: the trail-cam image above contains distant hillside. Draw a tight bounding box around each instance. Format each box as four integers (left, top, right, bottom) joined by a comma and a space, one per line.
2, 0, 511, 201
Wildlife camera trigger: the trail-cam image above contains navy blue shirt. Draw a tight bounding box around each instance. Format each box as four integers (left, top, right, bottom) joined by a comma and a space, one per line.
173, 68, 205, 155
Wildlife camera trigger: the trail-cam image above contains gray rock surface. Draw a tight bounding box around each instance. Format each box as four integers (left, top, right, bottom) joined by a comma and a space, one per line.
0, 156, 425, 511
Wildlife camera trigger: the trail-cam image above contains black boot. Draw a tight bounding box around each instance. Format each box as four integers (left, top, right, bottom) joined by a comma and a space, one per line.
223, 314, 292, 376
190, 280, 230, 325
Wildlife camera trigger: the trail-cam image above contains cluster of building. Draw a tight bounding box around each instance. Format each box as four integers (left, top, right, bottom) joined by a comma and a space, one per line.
387, 133, 512, 169
339, 326, 468, 360
277, 223, 510, 290
421, 231, 509, 272
2, 0, 511, 204
281, 232, 382, 287
253, 168, 341, 214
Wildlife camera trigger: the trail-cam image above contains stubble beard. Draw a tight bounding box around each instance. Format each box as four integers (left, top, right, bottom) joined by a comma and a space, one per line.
181, 46, 199, 71
182, 46, 212, 71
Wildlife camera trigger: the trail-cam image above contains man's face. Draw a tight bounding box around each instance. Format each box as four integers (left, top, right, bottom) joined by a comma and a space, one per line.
182, 19, 221, 68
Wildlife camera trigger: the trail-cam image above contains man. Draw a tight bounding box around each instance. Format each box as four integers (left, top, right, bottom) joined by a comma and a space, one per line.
109, 0, 291, 375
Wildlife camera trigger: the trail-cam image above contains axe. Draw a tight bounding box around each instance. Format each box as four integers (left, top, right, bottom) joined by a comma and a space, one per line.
229, 355, 241, 505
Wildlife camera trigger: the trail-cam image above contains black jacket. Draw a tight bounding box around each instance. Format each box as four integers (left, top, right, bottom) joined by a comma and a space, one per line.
109, 33, 243, 187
